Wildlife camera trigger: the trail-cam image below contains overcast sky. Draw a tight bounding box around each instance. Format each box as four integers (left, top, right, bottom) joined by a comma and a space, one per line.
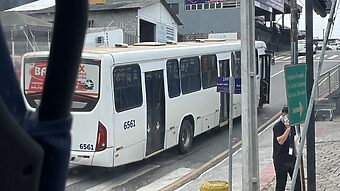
278, 2, 340, 39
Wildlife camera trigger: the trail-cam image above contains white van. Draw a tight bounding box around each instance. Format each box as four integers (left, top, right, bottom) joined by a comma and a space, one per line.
298, 39, 316, 54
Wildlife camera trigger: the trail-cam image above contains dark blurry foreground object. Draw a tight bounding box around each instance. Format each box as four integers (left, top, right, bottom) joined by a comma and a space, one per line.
0, 0, 88, 191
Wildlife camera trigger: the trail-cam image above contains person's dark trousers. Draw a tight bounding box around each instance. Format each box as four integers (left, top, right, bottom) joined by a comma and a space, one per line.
274, 160, 301, 191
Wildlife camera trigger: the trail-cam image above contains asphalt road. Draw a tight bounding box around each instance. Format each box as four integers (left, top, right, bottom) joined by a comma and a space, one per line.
65, 50, 340, 191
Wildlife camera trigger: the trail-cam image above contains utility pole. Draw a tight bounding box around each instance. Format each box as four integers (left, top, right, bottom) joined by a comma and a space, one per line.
291, 0, 298, 66
291, 1, 306, 190
305, 0, 317, 190
240, 0, 259, 190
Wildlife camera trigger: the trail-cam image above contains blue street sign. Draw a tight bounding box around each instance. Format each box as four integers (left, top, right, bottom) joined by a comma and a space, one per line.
217, 77, 229, 92
217, 77, 241, 93
235, 78, 241, 94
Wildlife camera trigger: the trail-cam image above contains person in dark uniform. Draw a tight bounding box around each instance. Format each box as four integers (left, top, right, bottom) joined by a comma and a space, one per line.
273, 106, 301, 191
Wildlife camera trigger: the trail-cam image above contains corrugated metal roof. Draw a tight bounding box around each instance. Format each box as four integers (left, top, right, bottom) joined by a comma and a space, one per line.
0, 11, 53, 28
16, 0, 181, 25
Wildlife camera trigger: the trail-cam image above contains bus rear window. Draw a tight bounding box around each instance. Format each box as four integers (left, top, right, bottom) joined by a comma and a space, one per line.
23, 57, 101, 112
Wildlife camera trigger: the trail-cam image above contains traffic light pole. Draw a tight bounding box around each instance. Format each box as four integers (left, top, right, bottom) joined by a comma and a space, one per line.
290, 0, 337, 189
305, 0, 316, 190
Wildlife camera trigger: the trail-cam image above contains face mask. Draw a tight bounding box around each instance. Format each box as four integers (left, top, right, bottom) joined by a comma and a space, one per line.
281, 114, 289, 123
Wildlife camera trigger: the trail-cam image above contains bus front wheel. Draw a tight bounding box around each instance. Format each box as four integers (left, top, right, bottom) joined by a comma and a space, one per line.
178, 120, 193, 154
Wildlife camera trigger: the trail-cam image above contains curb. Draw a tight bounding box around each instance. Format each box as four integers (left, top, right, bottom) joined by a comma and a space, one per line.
160, 112, 281, 191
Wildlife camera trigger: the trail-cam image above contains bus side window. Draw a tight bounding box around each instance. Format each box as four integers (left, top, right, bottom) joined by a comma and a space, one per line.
233, 51, 241, 78
113, 65, 143, 112
201, 54, 217, 89
166, 59, 180, 98
180, 56, 201, 95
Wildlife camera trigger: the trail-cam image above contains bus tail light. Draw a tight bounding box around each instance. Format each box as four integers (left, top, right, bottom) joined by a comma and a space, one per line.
96, 121, 107, 152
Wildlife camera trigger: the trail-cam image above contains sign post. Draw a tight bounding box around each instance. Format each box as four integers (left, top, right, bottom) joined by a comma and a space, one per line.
284, 64, 308, 125
217, 76, 241, 191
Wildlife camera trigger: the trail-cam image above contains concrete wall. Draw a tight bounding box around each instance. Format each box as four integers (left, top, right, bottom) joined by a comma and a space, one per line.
166, 0, 240, 34
89, 9, 138, 36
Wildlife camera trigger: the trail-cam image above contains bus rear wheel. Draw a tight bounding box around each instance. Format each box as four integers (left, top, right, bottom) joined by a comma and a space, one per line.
178, 120, 193, 154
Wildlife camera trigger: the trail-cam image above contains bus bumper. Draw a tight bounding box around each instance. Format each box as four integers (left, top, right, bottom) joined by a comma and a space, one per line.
69, 147, 114, 167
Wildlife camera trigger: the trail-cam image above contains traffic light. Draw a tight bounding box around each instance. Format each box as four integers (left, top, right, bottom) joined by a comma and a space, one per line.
313, 0, 332, 17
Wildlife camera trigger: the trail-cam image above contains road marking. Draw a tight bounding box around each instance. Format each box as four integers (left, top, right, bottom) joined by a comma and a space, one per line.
137, 168, 192, 191
162, 112, 281, 191
66, 167, 105, 187
85, 165, 159, 191
328, 55, 338, 60
281, 56, 291, 61
271, 70, 284, 78
275, 56, 286, 60
299, 56, 306, 60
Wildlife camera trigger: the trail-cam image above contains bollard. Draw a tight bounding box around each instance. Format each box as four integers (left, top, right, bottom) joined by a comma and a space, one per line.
200, 181, 228, 191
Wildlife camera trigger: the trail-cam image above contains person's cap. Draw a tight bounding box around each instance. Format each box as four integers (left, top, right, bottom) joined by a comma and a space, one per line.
282, 105, 288, 113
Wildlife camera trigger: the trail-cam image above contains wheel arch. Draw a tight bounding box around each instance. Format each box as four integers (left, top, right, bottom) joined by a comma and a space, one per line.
177, 114, 195, 144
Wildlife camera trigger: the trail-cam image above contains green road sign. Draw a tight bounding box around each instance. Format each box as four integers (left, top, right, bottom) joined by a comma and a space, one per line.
284, 64, 308, 125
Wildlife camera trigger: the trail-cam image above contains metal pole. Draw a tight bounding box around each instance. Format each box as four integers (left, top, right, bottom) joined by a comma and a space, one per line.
290, 0, 338, 189
338, 66, 340, 87
241, 0, 259, 190
329, 72, 332, 94
48, 30, 51, 50
10, 28, 15, 64
228, 77, 234, 191
306, 0, 316, 190
323, 29, 325, 40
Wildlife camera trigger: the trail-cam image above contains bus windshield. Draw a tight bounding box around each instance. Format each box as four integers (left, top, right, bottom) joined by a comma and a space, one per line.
23, 57, 101, 112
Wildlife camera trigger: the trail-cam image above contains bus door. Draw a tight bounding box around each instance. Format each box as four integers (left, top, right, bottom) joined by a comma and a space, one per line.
259, 55, 271, 106
219, 59, 230, 125
145, 70, 165, 156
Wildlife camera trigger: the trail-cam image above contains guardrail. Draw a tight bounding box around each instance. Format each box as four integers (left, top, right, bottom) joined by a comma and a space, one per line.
317, 64, 340, 98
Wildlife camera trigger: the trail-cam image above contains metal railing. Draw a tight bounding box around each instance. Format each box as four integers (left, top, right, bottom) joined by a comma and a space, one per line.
317, 64, 340, 98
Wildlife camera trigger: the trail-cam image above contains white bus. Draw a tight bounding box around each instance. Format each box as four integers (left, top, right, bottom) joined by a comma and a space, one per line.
21, 40, 272, 167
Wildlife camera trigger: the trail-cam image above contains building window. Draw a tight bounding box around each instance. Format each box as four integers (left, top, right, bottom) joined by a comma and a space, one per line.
180, 57, 201, 94
88, 20, 94, 28
201, 55, 218, 89
113, 65, 143, 112
167, 59, 181, 98
204, 3, 209, 9
223, 1, 238, 8
197, 4, 203, 9
216, 2, 222, 8
192, 4, 197, 10
232, 51, 241, 78
185, 5, 191, 10
210, 3, 216, 9
168, 3, 179, 14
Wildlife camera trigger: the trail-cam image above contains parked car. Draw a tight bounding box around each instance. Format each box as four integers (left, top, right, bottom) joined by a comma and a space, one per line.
328, 43, 338, 50
316, 43, 331, 51
298, 40, 316, 54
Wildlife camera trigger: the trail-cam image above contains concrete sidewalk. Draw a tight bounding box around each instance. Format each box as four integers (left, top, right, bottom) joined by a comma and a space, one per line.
176, 116, 340, 191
